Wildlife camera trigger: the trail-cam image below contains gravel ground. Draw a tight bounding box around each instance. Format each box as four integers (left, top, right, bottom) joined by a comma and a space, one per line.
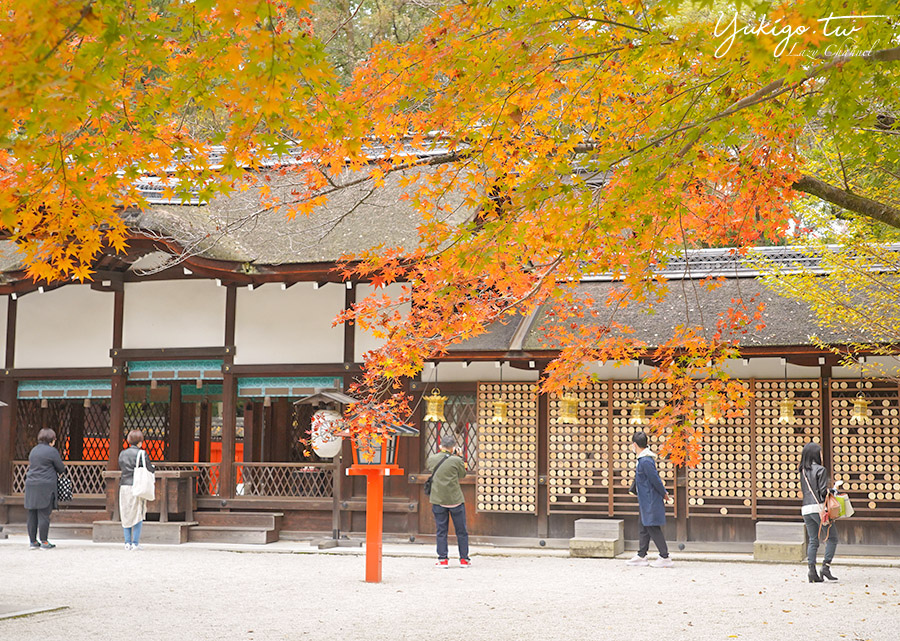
1, 539, 897, 641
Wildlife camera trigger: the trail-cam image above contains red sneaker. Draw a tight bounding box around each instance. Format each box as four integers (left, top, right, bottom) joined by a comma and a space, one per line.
460, 558, 471, 568
435, 559, 449, 568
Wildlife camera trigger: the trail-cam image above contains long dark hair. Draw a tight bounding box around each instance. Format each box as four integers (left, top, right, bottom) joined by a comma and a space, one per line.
799, 441, 822, 471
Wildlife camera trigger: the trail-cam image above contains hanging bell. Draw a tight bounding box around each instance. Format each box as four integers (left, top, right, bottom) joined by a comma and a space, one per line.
491, 400, 508, 424
423, 388, 448, 423
777, 397, 795, 425
628, 400, 648, 425
703, 396, 722, 424
849, 394, 871, 425
558, 393, 580, 425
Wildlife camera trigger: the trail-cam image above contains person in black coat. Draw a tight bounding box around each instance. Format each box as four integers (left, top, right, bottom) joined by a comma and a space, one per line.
800, 441, 839, 582
24, 428, 66, 550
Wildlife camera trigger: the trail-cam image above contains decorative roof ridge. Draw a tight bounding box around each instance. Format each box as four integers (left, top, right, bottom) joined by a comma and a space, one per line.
581, 244, 900, 282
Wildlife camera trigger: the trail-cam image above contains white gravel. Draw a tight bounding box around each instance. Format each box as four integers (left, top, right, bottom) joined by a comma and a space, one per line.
0, 538, 897, 641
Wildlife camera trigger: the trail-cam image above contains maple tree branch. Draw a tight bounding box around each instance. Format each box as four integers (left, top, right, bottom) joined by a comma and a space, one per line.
793, 174, 900, 229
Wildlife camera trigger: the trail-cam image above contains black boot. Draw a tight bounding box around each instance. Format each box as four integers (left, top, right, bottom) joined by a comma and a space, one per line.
808, 566, 823, 583
821, 563, 838, 581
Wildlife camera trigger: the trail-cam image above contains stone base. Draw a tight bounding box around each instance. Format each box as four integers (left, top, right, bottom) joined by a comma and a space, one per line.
753, 541, 805, 562
93, 521, 197, 545
569, 537, 624, 558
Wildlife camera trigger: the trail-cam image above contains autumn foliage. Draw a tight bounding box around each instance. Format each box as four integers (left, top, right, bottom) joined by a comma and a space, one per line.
2, 1, 899, 464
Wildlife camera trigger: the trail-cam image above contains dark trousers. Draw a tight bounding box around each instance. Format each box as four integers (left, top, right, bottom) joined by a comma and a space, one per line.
26, 506, 52, 544
638, 523, 669, 559
804, 514, 838, 566
432, 504, 469, 561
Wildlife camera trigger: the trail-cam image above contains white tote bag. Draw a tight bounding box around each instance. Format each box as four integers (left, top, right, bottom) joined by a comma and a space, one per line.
131, 449, 156, 501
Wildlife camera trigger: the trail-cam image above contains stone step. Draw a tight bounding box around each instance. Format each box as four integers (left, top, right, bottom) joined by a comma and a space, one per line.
187, 526, 279, 545
573, 518, 624, 540
4, 523, 94, 540
193, 511, 283, 530
93, 520, 197, 544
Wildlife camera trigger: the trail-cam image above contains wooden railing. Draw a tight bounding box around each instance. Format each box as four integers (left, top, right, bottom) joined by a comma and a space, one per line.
154, 462, 220, 497
234, 462, 335, 498
12, 460, 107, 497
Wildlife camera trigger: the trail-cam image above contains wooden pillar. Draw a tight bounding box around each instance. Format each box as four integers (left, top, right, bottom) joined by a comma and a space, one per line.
272, 398, 290, 462
820, 368, 833, 471
219, 285, 238, 499
243, 401, 259, 463
108, 366, 126, 470
343, 283, 356, 364
169, 382, 183, 462
198, 400, 211, 463
403, 377, 420, 536
536, 370, 549, 539
0, 297, 17, 496
674, 463, 688, 542
69, 402, 86, 461
179, 398, 195, 462
108, 289, 125, 470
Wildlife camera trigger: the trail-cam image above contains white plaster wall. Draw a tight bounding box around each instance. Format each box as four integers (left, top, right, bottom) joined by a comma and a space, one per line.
354, 283, 409, 362
235, 282, 344, 364
833, 355, 900, 379
418, 362, 540, 383
123, 280, 226, 349
16, 286, 113, 368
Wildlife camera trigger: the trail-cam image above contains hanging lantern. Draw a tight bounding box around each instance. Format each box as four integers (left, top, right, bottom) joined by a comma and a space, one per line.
849, 394, 872, 425
777, 397, 796, 425
310, 409, 344, 459
491, 400, 508, 423
703, 396, 722, 424
558, 393, 580, 425
628, 400, 648, 425
423, 388, 448, 423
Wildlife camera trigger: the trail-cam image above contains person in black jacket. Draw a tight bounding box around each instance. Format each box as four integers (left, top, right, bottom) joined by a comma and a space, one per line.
800, 441, 839, 582
24, 428, 66, 550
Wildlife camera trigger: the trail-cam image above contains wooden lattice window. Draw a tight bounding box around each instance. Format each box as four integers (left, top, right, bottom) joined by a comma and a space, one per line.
16, 400, 73, 459
123, 401, 170, 461
422, 393, 477, 471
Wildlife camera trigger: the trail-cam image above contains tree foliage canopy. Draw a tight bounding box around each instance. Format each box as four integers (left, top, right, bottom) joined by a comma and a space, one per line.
2, 0, 899, 463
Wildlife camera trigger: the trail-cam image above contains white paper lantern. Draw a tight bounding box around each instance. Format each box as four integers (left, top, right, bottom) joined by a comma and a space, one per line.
311, 409, 343, 458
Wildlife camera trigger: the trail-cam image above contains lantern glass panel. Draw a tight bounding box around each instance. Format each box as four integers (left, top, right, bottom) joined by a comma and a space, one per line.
355, 434, 383, 465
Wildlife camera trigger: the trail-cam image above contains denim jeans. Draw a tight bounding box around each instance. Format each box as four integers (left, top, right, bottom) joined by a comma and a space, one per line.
123, 520, 144, 546
803, 513, 838, 566
432, 504, 469, 561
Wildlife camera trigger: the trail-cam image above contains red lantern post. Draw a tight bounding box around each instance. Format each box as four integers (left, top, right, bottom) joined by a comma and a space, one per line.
347, 426, 416, 583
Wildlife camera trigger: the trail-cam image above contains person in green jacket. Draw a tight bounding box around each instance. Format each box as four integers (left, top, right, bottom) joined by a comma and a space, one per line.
426, 433, 470, 568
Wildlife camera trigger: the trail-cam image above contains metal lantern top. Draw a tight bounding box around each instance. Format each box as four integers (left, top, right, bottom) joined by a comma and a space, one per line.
558, 394, 580, 425
628, 400, 648, 425
849, 394, 872, 425
349, 423, 419, 469
777, 397, 796, 425
491, 399, 508, 424
423, 388, 448, 423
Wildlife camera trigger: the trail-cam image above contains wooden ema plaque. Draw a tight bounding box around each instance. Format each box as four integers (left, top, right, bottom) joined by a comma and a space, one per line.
830, 379, 900, 518
476, 383, 538, 514
546, 381, 674, 516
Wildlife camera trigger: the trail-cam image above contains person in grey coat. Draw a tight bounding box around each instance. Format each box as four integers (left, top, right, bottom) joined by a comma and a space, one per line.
24, 428, 66, 550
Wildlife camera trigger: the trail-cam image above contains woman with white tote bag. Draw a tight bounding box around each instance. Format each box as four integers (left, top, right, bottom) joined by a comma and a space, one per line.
118, 430, 156, 550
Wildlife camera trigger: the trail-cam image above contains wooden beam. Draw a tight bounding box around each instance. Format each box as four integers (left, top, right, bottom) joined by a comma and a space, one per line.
343, 282, 356, 365
110, 346, 234, 361
219, 285, 238, 500
112, 288, 124, 350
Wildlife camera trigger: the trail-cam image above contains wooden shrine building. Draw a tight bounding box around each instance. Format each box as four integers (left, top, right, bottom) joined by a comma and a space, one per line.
0, 172, 899, 550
